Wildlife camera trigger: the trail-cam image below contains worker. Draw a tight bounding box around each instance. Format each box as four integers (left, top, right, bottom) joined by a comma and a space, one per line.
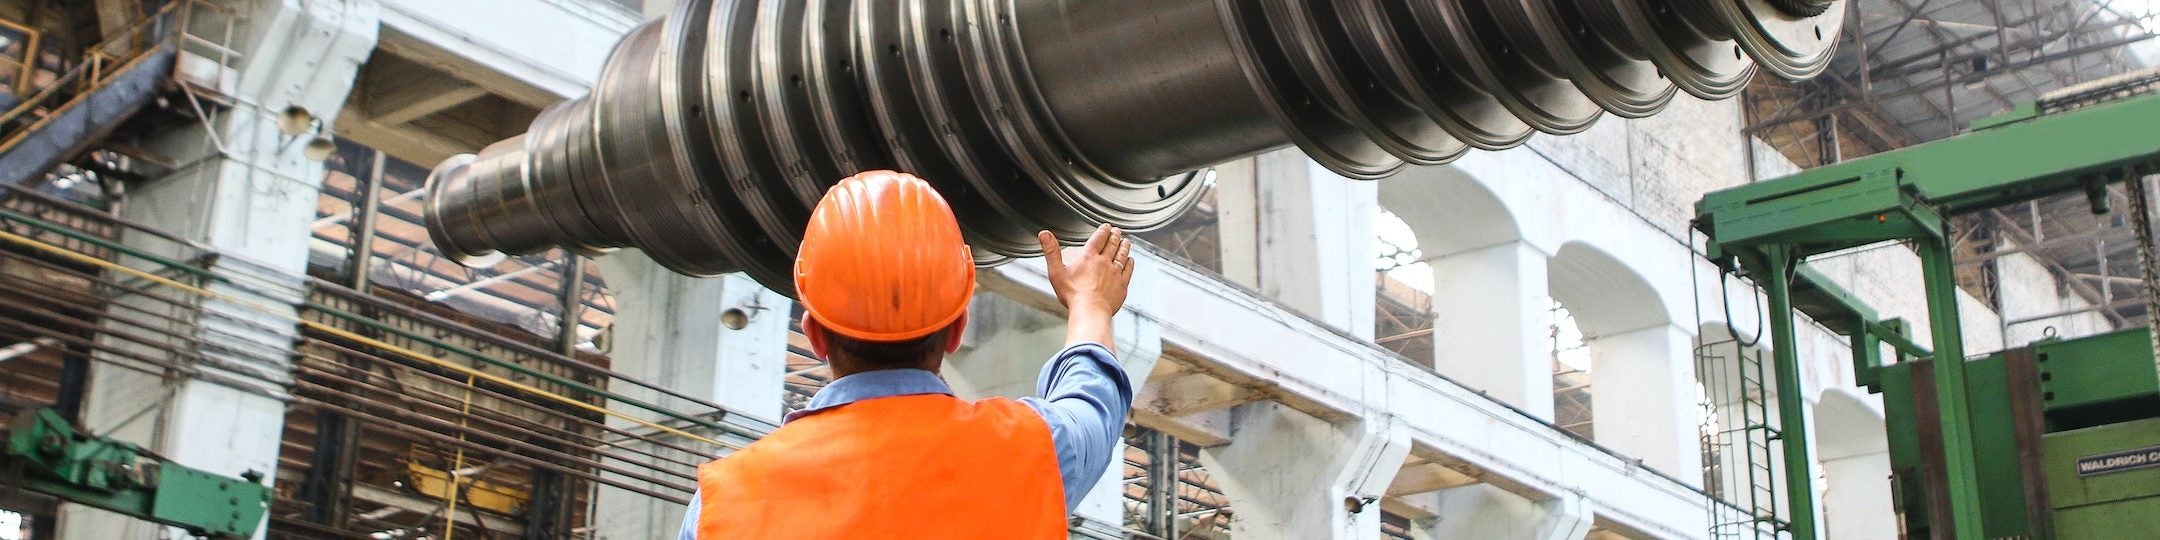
678, 170, 1137, 539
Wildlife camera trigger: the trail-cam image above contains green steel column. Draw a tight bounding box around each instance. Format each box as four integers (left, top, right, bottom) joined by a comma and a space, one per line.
1761, 247, 1818, 540
1917, 239, 1987, 537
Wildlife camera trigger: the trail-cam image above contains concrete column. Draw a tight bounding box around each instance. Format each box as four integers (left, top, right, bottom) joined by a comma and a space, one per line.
1821, 450, 1894, 540
1426, 242, 1555, 419
947, 258, 1164, 537
640, 0, 674, 19
1586, 323, 1702, 481
597, 252, 789, 422
1817, 390, 1894, 540
1214, 156, 1260, 285
1419, 485, 1594, 540
1214, 148, 1377, 338
1200, 405, 1411, 539
59, 2, 379, 539
589, 252, 792, 538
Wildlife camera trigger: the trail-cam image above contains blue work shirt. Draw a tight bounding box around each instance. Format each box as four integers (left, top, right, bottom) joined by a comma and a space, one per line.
677, 343, 1132, 539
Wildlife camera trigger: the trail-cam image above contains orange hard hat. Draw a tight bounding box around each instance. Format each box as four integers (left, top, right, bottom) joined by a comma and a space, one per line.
794, 170, 976, 342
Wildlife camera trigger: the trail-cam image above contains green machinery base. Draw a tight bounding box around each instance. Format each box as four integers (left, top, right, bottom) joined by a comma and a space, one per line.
1878, 328, 2160, 538
1, 408, 271, 538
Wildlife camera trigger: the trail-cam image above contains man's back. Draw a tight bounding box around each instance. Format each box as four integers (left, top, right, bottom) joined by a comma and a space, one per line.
692, 394, 1069, 539
680, 171, 1140, 538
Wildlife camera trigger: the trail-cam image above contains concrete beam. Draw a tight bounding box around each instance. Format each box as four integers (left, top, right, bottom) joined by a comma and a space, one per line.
986, 247, 1715, 538
1387, 462, 1482, 496
335, 104, 478, 166
1423, 485, 1595, 540
1138, 369, 1268, 418
377, 0, 638, 107
365, 73, 488, 125
1201, 406, 1411, 539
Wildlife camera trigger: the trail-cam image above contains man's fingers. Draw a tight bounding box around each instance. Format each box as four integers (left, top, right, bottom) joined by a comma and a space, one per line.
1084, 223, 1114, 255
1117, 241, 1135, 275
1037, 230, 1065, 271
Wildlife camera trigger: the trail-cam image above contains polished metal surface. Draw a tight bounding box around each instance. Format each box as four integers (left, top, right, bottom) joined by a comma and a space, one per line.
424, 0, 1844, 295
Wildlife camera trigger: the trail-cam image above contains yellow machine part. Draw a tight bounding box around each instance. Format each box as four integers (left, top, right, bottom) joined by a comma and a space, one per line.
405, 461, 531, 516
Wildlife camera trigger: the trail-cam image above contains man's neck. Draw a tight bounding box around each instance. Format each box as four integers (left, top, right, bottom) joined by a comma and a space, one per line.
827, 358, 943, 380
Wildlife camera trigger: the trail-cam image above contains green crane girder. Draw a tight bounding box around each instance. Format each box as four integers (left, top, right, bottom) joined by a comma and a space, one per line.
1, 409, 271, 538
1695, 88, 2160, 539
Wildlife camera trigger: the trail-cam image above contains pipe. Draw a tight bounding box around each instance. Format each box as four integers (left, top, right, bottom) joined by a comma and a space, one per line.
424, 0, 1845, 294
0, 337, 58, 363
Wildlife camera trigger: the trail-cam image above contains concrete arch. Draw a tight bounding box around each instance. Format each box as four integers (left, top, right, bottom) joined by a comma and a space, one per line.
1546, 240, 1697, 478
1549, 242, 1670, 337
1376, 165, 1521, 255
1376, 166, 1556, 421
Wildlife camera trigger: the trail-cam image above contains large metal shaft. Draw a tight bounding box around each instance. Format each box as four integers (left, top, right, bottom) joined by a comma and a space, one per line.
424, 0, 1843, 293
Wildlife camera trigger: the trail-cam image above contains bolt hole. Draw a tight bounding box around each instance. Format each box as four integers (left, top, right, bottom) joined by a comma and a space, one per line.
721, 308, 750, 330
1813, 25, 1823, 40
791, 74, 804, 87
2038, 353, 2050, 362
889, 43, 901, 57
2043, 391, 2055, 400
1733, 46, 1743, 60
2040, 372, 2053, 381
738, 90, 751, 102
940, 28, 953, 43
841, 61, 853, 73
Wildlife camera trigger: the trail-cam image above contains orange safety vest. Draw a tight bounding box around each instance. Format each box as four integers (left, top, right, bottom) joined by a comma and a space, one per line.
695, 393, 1068, 539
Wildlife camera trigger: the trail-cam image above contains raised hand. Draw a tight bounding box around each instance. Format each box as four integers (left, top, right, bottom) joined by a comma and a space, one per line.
1038, 225, 1134, 353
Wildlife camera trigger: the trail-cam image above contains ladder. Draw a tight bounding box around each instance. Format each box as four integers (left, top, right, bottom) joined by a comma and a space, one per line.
1697, 337, 1789, 539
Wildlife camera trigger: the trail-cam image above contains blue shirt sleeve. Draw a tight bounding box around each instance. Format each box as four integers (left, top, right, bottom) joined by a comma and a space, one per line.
679, 489, 700, 540
1017, 342, 1135, 513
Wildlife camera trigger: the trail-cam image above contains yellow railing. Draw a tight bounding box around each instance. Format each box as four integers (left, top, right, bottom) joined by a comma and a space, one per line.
0, 0, 239, 155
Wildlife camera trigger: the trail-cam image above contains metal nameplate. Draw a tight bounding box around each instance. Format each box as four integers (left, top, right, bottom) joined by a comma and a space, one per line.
2075, 445, 2160, 477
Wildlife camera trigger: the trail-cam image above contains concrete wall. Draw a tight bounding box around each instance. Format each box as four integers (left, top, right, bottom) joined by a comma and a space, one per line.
1997, 245, 2114, 344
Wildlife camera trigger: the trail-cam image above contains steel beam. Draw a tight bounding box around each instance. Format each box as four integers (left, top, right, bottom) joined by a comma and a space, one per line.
1760, 246, 1818, 540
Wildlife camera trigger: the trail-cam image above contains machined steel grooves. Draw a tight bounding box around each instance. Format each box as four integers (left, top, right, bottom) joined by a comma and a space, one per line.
425, 0, 1842, 294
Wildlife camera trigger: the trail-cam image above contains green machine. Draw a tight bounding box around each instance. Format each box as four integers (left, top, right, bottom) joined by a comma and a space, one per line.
1696, 74, 2160, 539
1, 409, 271, 538
1873, 328, 2160, 538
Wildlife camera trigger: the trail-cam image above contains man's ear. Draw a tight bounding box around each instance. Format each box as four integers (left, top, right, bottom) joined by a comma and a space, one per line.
941, 313, 968, 354
803, 316, 832, 359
